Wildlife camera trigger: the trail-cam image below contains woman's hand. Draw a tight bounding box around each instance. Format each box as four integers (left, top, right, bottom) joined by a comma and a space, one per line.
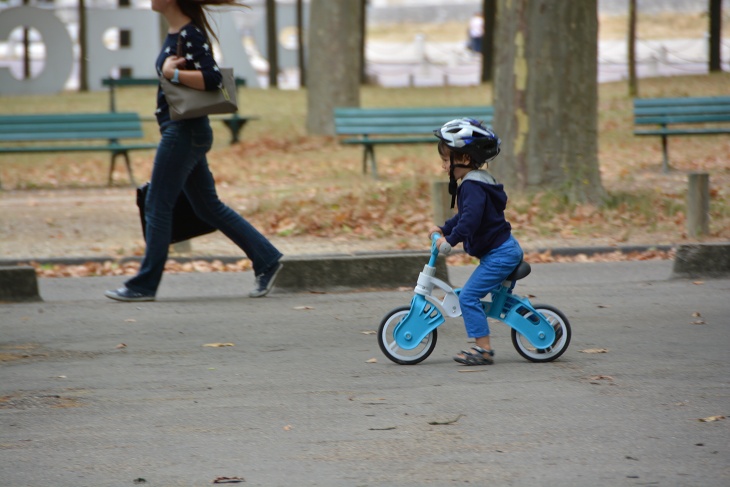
428, 226, 442, 239
162, 56, 187, 80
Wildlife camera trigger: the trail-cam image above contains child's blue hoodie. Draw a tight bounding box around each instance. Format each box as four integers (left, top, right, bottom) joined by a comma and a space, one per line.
439, 170, 512, 258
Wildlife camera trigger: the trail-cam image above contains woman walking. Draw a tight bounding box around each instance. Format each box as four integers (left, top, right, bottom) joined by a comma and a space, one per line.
105, 0, 282, 302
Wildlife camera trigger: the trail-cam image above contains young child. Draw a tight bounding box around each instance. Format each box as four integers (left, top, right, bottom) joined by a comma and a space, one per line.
429, 118, 523, 365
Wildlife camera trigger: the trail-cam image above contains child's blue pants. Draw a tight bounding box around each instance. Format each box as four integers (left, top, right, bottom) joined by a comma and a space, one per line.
458, 235, 523, 338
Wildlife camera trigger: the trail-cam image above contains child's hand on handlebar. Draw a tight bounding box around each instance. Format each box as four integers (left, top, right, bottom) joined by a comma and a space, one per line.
428, 226, 442, 240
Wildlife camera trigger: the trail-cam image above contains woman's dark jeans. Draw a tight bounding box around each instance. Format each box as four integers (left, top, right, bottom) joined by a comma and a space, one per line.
125, 117, 282, 296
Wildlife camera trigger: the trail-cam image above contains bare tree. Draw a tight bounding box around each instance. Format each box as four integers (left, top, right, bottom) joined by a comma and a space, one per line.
481, 0, 496, 83
296, 0, 306, 87
266, 0, 278, 88
493, 0, 603, 204
709, 0, 723, 72
628, 0, 638, 96
78, 0, 88, 91
305, 0, 363, 135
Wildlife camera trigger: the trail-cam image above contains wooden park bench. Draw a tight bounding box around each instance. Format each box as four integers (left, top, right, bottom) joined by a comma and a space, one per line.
633, 96, 730, 172
102, 76, 259, 144
0, 112, 157, 188
334, 106, 494, 179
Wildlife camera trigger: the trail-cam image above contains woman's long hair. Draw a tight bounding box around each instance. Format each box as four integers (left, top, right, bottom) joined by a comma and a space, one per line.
178, 0, 249, 43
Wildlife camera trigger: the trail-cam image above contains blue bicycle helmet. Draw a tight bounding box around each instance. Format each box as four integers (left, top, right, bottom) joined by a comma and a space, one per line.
434, 118, 501, 208
433, 118, 500, 168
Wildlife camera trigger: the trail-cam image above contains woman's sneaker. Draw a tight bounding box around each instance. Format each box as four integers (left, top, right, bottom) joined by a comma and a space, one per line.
249, 262, 283, 298
104, 287, 155, 302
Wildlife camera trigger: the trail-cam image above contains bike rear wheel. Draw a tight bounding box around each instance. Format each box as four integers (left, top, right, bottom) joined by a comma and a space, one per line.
378, 306, 438, 365
511, 304, 571, 363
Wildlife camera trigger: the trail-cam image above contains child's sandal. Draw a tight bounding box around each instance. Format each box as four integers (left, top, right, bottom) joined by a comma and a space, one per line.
453, 346, 495, 365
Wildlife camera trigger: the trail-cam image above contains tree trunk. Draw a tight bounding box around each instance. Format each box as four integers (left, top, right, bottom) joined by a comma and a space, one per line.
296, 0, 306, 87
266, 0, 278, 88
306, 0, 363, 135
709, 0, 723, 72
493, 0, 603, 204
628, 0, 638, 96
78, 0, 88, 91
481, 0, 496, 83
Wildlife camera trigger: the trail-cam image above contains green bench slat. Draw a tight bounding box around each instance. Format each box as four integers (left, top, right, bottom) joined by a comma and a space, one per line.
0, 112, 141, 122
0, 112, 155, 187
102, 77, 247, 87
336, 116, 493, 129
0, 144, 158, 154
635, 114, 730, 125
634, 96, 730, 108
334, 106, 493, 117
341, 137, 435, 145
632, 96, 730, 173
334, 105, 494, 178
0, 130, 146, 142
634, 128, 730, 136
635, 105, 730, 118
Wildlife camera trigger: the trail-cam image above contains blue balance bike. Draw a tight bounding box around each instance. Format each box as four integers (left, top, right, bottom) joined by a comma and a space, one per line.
377, 234, 572, 365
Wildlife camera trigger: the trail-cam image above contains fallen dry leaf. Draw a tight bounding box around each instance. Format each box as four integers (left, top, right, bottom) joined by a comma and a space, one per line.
361, 330, 377, 335
283, 425, 294, 431
124, 318, 137, 323
203, 343, 235, 347
366, 358, 378, 363
691, 319, 706, 325
692, 311, 702, 318
293, 306, 314, 310
115, 343, 127, 349
698, 415, 725, 422
589, 375, 614, 381
428, 414, 464, 425
692, 281, 704, 285
212, 476, 244, 484
580, 348, 609, 354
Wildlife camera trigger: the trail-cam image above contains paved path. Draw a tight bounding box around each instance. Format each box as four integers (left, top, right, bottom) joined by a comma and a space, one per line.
1, 260, 729, 486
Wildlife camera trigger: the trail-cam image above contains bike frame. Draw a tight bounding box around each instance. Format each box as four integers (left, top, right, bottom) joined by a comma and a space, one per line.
392, 235, 557, 351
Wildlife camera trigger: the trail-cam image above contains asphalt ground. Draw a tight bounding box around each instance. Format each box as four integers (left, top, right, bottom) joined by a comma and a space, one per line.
1, 260, 729, 487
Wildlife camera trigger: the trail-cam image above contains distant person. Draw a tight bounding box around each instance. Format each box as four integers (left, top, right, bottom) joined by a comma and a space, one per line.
468, 12, 484, 53
105, 0, 283, 302
430, 119, 523, 365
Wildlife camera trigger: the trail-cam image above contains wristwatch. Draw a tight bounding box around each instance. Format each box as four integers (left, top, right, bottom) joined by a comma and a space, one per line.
171, 68, 180, 84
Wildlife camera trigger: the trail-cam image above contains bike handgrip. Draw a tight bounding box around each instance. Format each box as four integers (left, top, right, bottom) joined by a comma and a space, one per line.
431, 232, 451, 255
439, 242, 452, 255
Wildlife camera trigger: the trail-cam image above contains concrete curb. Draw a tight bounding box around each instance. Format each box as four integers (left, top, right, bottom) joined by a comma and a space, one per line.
275, 252, 449, 292
671, 243, 730, 278
0, 243, 725, 299
0, 244, 677, 268
0, 266, 41, 302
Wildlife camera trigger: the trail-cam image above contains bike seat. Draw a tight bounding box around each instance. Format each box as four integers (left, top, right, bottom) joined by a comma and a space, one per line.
506, 261, 531, 281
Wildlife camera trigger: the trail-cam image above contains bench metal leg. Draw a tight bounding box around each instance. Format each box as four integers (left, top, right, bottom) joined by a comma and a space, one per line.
109, 151, 137, 187
661, 135, 670, 173
221, 116, 248, 144
362, 145, 378, 180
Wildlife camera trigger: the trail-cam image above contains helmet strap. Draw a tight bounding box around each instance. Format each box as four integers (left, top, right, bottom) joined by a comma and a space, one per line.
448, 152, 457, 209
447, 153, 475, 208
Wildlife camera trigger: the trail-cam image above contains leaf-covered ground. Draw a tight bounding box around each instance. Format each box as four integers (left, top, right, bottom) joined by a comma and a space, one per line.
1, 72, 728, 277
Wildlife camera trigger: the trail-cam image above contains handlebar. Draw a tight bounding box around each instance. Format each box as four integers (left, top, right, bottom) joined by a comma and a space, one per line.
431, 232, 452, 256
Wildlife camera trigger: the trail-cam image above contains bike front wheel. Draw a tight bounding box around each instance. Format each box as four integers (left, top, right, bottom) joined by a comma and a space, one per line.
378, 305, 438, 365
511, 304, 571, 363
